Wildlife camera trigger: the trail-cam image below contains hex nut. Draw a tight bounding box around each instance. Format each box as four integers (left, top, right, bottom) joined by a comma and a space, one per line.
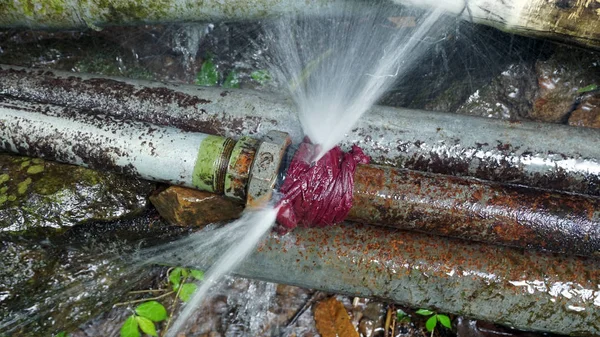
246, 130, 291, 207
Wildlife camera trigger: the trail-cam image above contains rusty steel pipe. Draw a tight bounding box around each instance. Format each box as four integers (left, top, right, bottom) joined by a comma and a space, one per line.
348, 164, 600, 257
152, 222, 600, 336
1, 65, 600, 197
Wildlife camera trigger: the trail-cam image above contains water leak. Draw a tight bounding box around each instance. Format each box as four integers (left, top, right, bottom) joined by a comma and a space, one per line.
265, 1, 451, 160
1, 1, 587, 336
125, 4, 455, 335
137, 206, 279, 336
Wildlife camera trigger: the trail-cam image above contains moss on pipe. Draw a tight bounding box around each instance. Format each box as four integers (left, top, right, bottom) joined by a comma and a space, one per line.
1, 0, 600, 49
0, 0, 338, 29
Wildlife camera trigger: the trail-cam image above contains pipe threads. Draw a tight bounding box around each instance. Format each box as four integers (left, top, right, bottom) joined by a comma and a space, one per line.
224, 137, 259, 201
214, 137, 236, 195
192, 135, 236, 194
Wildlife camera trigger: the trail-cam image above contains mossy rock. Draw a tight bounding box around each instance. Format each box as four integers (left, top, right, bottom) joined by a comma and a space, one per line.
0, 216, 174, 337
0, 153, 155, 232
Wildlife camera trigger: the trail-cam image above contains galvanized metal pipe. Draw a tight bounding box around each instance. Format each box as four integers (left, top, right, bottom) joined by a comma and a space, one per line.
155, 222, 600, 336
1, 65, 599, 197
0, 96, 256, 201
4, 88, 600, 335
0, 95, 296, 205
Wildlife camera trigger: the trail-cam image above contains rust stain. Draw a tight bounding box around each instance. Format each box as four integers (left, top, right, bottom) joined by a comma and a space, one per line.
348, 164, 600, 257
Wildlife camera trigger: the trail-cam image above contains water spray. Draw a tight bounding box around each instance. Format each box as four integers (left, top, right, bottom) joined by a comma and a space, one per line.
3, 68, 600, 335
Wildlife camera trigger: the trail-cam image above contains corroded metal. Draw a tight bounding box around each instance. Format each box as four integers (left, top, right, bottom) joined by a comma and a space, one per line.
157, 222, 600, 336
224, 136, 259, 201
348, 164, 600, 257
3, 67, 600, 335
192, 135, 236, 194
247, 130, 292, 207
1, 65, 599, 197
4, 90, 600, 257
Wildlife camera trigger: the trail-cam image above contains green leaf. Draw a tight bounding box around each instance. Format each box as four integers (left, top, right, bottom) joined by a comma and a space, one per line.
120, 315, 140, 337
223, 71, 240, 88
181, 268, 189, 278
190, 269, 204, 281
437, 314, 452, 329
136, 316, 158, 337
178, 282, 197, 302
196, 58, 219, 86
56, 332, 68, 337
577, 84, 598, 94
396, 309, 409, 322
250, 70, 271, 85
135, 301, 168, 322
169, 267, 183, 290
415, 308, 434, 316
425, 315, 437, 332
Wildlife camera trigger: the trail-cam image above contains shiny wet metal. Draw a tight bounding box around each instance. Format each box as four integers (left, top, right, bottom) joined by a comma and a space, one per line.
349, 164, 600, 257
1, 65, 599, 197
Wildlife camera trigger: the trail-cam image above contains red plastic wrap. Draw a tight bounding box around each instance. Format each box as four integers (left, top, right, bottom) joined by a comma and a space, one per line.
276, 138, 370, 233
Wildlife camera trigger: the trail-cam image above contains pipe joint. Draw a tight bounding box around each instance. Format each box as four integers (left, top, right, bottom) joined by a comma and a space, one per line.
247, 130, 292, 207
192, 130, 291, 206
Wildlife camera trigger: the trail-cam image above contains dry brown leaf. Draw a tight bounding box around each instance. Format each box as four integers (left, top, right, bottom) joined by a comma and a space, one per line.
314, 297, 359, 337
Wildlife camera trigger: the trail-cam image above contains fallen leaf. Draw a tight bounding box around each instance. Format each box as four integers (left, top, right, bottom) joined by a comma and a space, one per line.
314, 297, 359, 337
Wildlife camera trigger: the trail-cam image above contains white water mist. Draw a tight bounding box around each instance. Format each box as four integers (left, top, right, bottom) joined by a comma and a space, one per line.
133, 3, 453, 335
266, 2, 449, 160
138, 206, 279, 336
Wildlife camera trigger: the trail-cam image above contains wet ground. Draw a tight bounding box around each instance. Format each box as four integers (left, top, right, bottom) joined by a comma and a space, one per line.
0, 12, 598, 337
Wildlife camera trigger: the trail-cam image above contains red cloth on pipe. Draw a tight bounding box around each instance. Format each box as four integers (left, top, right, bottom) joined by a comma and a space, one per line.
275, 138, 370, 233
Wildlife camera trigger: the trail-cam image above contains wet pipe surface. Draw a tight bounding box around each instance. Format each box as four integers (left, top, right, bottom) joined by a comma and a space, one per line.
2, 66, 600, 333
246, 223, 600, 335
2, 65, 600, 197
349, 164, 600, 257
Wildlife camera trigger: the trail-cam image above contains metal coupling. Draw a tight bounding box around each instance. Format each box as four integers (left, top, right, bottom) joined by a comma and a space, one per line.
246, 130, 292, 207
224, 136, 259, 202
191, 131, 291, 206
192, 135, 237, 194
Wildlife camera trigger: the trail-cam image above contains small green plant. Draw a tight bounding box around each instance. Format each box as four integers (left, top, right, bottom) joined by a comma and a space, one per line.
223, 71, 240, 88
119, 267, 204, 337
55, 332, 69, 337
250, 70, 271, 85
415, 309, 452, 337
577, 83, 598, 94
168, 267, 204, 302
121, 301, 168, 337
396, 308, 411, 324
196, 58, 220, 86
